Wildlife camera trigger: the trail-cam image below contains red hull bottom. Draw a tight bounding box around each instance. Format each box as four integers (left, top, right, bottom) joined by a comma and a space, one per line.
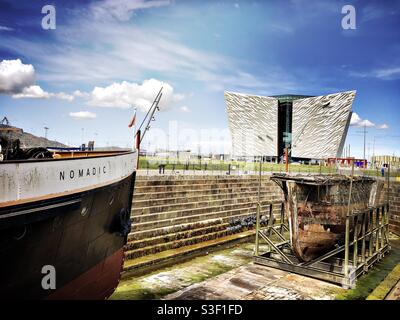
47, 248, 124, 300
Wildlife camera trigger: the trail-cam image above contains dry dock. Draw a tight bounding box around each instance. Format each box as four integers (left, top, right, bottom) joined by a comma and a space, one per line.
112, 174, 400, 300
112, 234, 400, 300
164, 263, 340, 300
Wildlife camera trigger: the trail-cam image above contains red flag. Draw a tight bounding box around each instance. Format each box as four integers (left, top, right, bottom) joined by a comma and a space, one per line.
128, 110, 136, 128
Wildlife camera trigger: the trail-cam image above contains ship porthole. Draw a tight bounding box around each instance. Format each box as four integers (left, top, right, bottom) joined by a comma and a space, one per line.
13, 226, 27, 240
109, 194, 115, 206
81, 206, 88, 216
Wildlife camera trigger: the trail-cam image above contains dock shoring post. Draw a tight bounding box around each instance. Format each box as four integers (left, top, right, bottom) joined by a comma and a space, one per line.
353, 213, 359, 267
386, 164, 390, 243
344, 159, 355, 277
380, 207, 385, 249
255, 202, 260, 256
268, 203, 273, 235
376, 207, 380, 253
384, 204, 389, 245
370, 208, 375, 257
255, 159, 262, 256
361, 211, 367, 266
280, 202, 285, 234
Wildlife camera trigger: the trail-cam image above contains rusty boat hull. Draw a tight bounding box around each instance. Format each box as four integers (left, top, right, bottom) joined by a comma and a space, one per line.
271, 174, 383, 262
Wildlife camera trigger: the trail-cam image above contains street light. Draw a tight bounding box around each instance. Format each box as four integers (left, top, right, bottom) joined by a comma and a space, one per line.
44, 126, 49, 139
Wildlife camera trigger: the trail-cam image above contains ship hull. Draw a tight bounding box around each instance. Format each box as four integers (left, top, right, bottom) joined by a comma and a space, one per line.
0, 151, 137, 299
272, 175, 382, 262
0, 172, 135, 299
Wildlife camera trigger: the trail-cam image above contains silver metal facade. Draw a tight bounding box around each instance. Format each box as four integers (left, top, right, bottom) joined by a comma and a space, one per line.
225, 91, 278, 157
292, 91, 355, 159
225, 90, 356, 159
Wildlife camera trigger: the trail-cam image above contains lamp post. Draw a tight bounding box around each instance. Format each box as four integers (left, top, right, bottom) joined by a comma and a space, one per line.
44, 126, 49, 139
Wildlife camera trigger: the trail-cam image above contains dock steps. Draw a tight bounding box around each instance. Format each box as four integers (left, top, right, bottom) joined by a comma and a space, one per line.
125, 175, 283, 266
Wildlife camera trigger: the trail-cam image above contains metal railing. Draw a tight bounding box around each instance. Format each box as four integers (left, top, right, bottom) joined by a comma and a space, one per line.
137, 156, 400, 179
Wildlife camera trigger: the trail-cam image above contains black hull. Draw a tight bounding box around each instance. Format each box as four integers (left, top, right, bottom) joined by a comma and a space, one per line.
0, 172, 136, 300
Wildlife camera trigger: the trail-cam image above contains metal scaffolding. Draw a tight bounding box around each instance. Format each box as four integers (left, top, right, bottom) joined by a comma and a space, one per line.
253, 202, 391, 289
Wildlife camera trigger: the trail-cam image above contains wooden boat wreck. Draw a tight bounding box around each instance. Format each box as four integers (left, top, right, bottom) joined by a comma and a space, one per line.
270, 174, 384, 262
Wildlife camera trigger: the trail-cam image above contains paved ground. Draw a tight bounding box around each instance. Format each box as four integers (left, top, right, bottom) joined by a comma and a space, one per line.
163, 263, 341, 300
386, 280, 400, 300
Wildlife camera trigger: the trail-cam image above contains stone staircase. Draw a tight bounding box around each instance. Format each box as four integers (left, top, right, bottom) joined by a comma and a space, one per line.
124, 175, 284, 265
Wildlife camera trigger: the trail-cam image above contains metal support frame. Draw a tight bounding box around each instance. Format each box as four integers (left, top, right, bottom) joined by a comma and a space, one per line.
253, 202, 391, 289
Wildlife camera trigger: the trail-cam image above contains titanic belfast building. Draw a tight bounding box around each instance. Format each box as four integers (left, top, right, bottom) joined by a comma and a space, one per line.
224, 90, 356, 161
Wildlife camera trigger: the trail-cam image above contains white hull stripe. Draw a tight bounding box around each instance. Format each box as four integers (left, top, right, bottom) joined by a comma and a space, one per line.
0, 199, 81, 219
0, 151, 137, 207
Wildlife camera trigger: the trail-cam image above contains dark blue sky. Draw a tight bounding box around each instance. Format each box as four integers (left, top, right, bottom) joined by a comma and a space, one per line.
0, 0, 399, 157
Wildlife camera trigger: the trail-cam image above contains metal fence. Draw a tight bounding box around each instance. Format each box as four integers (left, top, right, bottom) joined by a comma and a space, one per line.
137, 156, 400, 180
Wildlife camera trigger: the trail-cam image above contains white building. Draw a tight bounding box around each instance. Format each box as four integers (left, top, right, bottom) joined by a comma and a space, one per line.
225, 91, 356, 160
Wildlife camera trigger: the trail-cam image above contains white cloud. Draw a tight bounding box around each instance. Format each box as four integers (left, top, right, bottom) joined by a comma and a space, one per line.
53, 92, 74, 101
0, 59, 76, 101
0, 59, 35, 94
350, 112, 361, 125
87, 78, 180, 111
69, 111, 97, 120
350, 66, 400, 80
350, 112, 389, 129
12, 85, 75, 101
180, 106, 190, 112
377, 124, 389, 129
350, 112, 375, 127
73, 90, 89, 98
173, 93, 185, 102
91, 0, 170, 21
374, 67, 400, 80
12, 85, 50, 99
0, 13, 299, 95
361, 4, 399, 22
0, 25, 13, 31
358, 119, 375, 127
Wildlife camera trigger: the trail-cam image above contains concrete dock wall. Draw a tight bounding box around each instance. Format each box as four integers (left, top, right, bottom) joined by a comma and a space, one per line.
126, 175, 283, 261
386, 182, 400, 236
126, 175, 400, 263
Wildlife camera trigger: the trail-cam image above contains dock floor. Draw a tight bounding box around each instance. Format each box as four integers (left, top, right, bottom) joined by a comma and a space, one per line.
163, 263, 340, 300
112, 234, 400, 300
